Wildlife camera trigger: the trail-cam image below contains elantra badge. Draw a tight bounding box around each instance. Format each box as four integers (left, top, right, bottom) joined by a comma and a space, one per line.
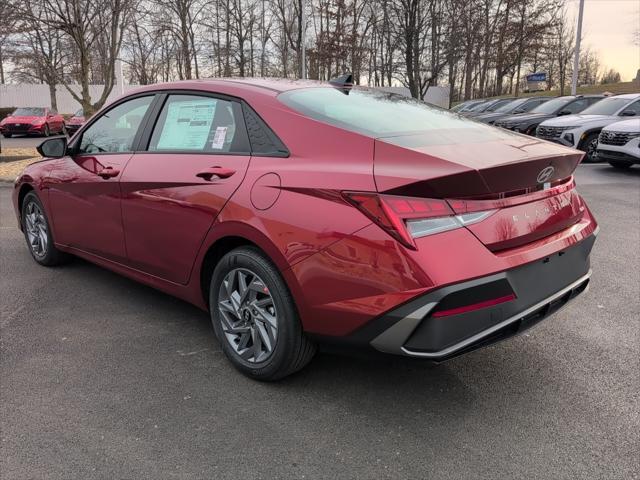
537, 166, 555, 184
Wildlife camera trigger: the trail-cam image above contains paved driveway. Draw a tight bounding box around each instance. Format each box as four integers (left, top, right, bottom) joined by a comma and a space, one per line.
1, 165, 638, 479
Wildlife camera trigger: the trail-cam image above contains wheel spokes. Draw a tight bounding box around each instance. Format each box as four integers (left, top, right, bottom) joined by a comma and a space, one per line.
217, 267, 278, 364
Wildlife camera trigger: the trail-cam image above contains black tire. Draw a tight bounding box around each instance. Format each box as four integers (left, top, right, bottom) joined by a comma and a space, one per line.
21, 191, 70, 266
2, 133, 12, 138
61, 124, 68, 136
43, 124, 50, 137
209, 246, 316, 381
609, 160, 633, 169
579, 132, 600, 163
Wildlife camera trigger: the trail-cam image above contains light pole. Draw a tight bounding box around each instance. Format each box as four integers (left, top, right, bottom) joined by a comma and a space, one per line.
301, 0, 307, 79
571, 0, 585, 95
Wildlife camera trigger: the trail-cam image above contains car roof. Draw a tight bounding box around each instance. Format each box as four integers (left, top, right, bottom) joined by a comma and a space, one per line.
610, 93, 640, 99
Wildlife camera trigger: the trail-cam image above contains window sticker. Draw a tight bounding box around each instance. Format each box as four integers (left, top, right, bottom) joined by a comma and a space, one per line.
156, 99, 216, 150
211, 126, 228, 149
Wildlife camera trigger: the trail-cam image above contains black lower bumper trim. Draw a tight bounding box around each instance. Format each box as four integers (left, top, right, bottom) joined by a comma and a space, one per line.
367, 234, 596, 360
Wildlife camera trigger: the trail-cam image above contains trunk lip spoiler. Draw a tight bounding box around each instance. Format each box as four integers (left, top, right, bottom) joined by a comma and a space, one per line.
446, 176, 575, 214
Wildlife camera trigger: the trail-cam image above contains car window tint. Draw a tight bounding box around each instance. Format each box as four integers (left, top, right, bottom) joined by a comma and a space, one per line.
564, 99, 588, 113
149, 95, 241, 153
621, 100, 640, 115
79, 96, 153, 154
279, 88, 517, 140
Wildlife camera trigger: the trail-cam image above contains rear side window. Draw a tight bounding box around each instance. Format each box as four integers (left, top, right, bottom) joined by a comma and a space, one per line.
241, 103, 289, 157
148, 94, 249, 153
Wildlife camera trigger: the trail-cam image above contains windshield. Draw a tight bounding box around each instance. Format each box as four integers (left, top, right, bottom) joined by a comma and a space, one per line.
485, 99, 515, 112
495, 98, 527, 113
467, 101, 490, 112
279, 87, 514, 141
531, 97, 573, 114
579, 97, 634, 115
12, 107, 45, 116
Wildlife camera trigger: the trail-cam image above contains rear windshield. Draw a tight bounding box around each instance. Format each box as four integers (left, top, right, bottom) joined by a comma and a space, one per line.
278, 87, 508, 139
13, 107, 45, 116
579, 97, 634, 115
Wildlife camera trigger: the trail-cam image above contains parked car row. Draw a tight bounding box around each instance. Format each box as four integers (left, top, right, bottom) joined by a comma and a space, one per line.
454, 93, 640, 166
0, 107, 87, 138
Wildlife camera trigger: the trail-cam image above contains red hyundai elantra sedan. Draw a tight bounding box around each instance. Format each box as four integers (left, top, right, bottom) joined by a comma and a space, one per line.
12, 78, 597, 380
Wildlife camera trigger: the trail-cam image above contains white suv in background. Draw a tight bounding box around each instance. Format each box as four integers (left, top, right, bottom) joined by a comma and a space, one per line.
597, 119, 640, 169
536, 93, 640, 162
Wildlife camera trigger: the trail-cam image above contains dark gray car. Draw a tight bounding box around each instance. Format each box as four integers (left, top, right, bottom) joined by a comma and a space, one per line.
473, 97, 552, 124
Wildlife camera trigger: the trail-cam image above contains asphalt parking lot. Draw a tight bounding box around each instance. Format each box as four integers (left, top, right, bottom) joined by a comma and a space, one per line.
1, 165, 638, 479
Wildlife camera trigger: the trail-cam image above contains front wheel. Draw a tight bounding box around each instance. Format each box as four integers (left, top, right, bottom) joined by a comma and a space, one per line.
209, 246, 316, 381
2, 133, 12, 138
21, 192, 70, 266
42, 124, 50, 137
579, 133, 600, 163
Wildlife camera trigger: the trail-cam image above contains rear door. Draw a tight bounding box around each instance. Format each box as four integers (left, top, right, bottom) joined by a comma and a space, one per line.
119, 92, 251, 284
47, 94, 155, 262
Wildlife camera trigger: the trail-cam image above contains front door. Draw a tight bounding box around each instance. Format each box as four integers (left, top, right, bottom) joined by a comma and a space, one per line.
120, 93, 251, 284
47, 95, 155, 262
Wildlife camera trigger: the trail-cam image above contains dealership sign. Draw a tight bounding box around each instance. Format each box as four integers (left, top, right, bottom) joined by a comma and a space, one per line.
526, 73, 547, 82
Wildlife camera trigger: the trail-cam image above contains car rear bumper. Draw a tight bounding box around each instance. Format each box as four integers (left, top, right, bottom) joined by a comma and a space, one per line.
352, 232, 596, 361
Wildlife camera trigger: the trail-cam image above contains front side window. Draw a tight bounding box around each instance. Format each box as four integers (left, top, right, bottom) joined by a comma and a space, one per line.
619, 100, 640, 116
579, 97, 631, 115
79, 96, 153, 154
563, 98, 589, 114
148, 94, 245, 153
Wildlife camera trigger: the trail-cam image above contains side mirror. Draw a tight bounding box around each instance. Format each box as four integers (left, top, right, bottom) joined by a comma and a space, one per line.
620, 110, 636, 117
37, 137, 67, 158
558, 110, 572, 116
513, 109, 525, 114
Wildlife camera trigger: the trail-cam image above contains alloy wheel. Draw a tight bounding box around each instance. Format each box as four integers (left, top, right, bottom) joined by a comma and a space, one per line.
217, 268, 278, 363
24, 202, 48, 258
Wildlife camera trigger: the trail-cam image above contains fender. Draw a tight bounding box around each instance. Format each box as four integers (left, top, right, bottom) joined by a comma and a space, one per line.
186, 219, 308, 314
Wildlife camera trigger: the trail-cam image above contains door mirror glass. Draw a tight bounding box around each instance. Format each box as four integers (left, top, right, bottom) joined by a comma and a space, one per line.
37, 137, 67, 158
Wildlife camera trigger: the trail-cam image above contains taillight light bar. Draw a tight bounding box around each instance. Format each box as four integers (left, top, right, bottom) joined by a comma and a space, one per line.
342, 192, 495, 249
431, 293, 517, 318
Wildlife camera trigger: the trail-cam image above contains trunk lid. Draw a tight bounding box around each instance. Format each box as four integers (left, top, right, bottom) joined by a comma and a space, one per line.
374, 131, 585, 250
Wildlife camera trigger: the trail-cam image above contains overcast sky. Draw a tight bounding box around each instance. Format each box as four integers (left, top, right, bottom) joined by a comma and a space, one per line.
565, 0, 639, 81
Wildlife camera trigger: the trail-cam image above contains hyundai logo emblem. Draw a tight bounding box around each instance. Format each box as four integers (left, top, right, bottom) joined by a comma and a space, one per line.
537, 166, 555, 184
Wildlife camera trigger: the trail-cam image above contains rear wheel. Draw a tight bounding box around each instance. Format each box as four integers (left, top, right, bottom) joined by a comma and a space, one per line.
209, 246, 316, 381
21, 192, 70, 266
579, 133, 600, 163
609, 160, 633, 169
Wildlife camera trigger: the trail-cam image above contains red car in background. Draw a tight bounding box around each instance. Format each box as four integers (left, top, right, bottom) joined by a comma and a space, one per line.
12, 78, 597, 380
0, 107, 66, 138
65, 108, 86, 136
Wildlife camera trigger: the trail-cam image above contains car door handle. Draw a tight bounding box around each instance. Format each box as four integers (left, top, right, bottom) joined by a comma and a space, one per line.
196, 167, 236, 181
98, 167, 120, 179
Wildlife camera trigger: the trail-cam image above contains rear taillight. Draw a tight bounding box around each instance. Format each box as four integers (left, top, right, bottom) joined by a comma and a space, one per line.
343, 192, 495, 249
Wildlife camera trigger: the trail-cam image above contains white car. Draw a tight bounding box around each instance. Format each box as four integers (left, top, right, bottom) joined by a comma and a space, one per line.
597, 119, 640, 169
536, 93, 640, 162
